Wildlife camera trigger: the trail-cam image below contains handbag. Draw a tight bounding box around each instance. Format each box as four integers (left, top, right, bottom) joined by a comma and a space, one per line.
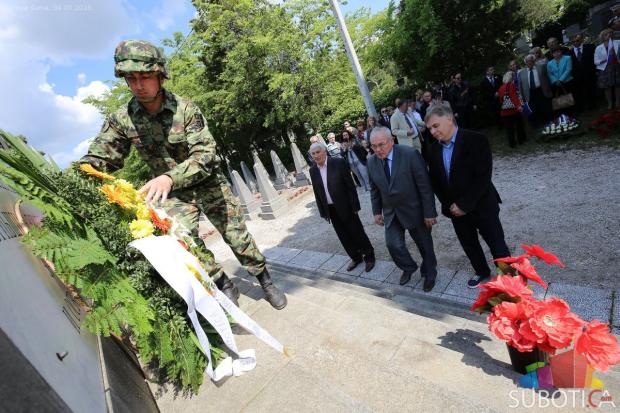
501, 92, 516, 110
551, 86, 575, 111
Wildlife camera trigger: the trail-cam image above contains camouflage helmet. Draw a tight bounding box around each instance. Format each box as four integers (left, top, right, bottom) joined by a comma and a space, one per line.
114, 39, 169, 79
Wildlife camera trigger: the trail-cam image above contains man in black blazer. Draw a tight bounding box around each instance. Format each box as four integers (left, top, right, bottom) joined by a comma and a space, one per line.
570, 33, 596, 111
425, 104, 510, 289
309, 142, 375, 272
367, 127, 438, 292
479, 66, 501, 127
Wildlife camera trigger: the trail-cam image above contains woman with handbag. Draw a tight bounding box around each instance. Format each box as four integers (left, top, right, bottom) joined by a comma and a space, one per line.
595, 28, 620, 110
498, 71, 526, 148
547, 48, 574, 116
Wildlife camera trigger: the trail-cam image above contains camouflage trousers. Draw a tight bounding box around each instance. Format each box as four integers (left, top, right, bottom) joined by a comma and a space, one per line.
163, 174, 265, 282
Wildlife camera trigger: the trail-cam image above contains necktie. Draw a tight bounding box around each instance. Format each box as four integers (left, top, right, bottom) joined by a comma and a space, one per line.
529, 69, 536, 90
383, 159, 390, 180
576, 47, 582, 62
403, 113, 418, 137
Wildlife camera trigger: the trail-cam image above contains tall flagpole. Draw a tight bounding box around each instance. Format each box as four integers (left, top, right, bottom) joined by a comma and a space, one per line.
328, 0, 377, 118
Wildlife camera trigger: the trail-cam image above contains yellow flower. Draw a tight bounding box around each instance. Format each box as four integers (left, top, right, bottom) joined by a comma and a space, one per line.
79, 163, 115, 180
115, 179, 142, 204
135, 204, 150, 220
129, 219, 154, 239
101, 184, 136, 209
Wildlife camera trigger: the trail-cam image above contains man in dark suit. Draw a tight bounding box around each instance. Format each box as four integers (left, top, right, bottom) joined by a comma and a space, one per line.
479, 66, 501, 127
425, 104, 510, 289
367, 127, 438, 291
570, 33, 597, 111
378, 107, 392, 129
309, 142, 375, 272
447, 73, 474, 129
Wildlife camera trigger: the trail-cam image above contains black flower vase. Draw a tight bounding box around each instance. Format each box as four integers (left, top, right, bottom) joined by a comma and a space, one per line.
506, 345, 549, 374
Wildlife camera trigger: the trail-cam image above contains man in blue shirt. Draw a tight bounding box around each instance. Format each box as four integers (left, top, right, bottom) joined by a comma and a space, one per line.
425, 103, 511, 288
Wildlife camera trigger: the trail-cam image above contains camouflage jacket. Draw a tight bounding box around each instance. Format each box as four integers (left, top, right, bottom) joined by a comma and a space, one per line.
82, 89, 219, 190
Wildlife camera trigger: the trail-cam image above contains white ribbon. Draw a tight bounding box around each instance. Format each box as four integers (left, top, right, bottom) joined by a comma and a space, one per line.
129, 235, 285, 381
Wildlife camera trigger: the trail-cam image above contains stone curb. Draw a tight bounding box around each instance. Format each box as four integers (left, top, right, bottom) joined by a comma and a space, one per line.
263, 246, 619, 329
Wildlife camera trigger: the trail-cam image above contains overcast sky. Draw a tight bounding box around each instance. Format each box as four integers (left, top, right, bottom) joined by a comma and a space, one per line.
0, 0, 389, 167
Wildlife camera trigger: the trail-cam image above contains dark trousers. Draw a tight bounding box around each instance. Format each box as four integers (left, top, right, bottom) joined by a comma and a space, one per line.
572, 75, 597, 111
385, 215, 437, 280
502, 113, 526, 147
450, 208, 510, 277
328, 205, 374, 262
528, 88, 552, 127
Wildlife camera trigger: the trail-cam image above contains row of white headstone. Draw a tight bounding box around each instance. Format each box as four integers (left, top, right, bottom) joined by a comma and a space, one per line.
228, 142, 311, 220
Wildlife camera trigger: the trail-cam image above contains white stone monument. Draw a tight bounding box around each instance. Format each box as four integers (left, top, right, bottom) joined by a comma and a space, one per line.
270, 150, 292, 190
253, 161, 287, 220
230, 170, 259, 219
240, 161, 258, 194
290, 142, 310, 187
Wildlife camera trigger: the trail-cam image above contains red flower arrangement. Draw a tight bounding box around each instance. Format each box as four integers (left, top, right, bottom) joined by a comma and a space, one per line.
472, 243, 620, 372
589, 111, 620, 138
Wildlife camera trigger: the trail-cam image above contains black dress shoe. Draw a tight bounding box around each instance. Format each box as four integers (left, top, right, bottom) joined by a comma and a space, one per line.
346, 260, 362, 271
257, 269, 287, 310
364, 260, 375, 272
399, 271, 412, 285
423, 278, 436, 292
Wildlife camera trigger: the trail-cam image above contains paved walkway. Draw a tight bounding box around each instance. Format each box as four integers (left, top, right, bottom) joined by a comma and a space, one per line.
152, 257, 620, 412
262, 245, 619, 334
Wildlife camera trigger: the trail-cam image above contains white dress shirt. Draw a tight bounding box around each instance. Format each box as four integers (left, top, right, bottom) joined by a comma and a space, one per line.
318, 162, 334, 205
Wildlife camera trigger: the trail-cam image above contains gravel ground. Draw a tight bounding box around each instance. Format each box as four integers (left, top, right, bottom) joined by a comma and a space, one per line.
210, 148, 620, 291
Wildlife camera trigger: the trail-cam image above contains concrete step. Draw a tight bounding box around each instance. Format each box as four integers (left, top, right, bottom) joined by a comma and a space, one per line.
154, 283, 498, 413
152, 265, 620, 413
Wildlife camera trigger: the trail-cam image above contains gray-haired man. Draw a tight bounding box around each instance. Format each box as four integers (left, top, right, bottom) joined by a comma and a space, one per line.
367, 127, 438, 291
309, 142, 375, 272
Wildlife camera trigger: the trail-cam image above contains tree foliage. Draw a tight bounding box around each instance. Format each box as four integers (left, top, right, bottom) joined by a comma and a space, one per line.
82, 0, 600, 173
384, 0, 524, 83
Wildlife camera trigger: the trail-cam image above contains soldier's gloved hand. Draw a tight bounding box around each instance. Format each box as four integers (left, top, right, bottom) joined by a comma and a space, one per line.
139, 174, 173, 204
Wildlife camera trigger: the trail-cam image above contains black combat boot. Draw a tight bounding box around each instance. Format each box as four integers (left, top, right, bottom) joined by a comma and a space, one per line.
215, 273, 240, 307
256, 269, 287, 310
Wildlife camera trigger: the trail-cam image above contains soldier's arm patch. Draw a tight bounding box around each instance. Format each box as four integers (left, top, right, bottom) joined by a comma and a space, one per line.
187, 113, 205, 133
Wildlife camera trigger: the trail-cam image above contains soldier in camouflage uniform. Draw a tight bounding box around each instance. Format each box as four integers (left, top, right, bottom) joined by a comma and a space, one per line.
81, 40, 287, 309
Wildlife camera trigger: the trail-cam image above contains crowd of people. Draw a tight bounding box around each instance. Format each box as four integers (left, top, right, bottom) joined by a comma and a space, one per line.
316, 25, 618, 152
305, 16, 620, 294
